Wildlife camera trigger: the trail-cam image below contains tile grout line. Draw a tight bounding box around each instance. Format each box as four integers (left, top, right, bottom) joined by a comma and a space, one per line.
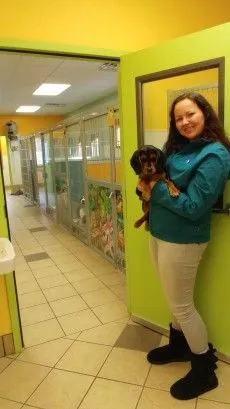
17, 207, 125, 297
75, 375, 98, 409
53, 338, 92, 370
16, 253, 67, 342
32, 242, 116, 329
0, 395, 36, 408
15, 241, 127, 347
11, 198, 131, 398
0, 361, 170, 394
134, 386, 145, 409
22, 365, 53, 407
16, 333, 76, 354
13, 223, 68, 343
34, 251, 108, 331
50, 250, 127, 322
8, 199, 230, 408
17, 337, 76, 370
18, 262, 126, 328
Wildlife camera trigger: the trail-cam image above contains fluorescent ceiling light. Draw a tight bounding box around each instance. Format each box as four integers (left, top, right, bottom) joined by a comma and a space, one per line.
33, 83, 71, 96
16, 106, 41, 113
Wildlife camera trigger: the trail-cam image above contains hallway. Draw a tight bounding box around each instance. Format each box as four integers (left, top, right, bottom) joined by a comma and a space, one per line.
0, 194, 229, 408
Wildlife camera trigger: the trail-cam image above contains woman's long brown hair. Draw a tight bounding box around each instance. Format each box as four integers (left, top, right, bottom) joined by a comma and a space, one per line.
164, 92, 230, 155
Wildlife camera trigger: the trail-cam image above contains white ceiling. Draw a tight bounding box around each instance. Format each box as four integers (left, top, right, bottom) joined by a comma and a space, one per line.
0, 52, 118, 116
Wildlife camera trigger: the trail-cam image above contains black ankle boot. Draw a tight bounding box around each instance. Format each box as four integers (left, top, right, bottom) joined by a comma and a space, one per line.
170, 344, 218, 400
147, 324, 191, 364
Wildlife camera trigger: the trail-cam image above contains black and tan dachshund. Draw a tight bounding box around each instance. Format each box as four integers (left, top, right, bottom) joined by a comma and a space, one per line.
130, 145, 179, 230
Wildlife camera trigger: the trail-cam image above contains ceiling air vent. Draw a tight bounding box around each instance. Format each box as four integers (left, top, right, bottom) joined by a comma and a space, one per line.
98, 62, 118, 72
45, 103, 66, 107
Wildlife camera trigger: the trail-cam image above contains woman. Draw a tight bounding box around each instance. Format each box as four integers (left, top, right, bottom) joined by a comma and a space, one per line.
147, 92, 230, 400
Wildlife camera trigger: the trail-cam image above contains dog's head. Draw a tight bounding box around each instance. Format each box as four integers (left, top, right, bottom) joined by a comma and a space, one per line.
80, 196, 85, 206
130, 145, 165, 177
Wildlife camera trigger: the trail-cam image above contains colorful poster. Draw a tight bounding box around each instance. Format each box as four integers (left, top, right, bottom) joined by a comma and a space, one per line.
115, 190, 125, 269
88, 184, 114, 260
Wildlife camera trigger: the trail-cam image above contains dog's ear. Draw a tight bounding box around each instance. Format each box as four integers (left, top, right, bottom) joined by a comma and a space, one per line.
130, 150, 142, 175
155, 148, 165, 172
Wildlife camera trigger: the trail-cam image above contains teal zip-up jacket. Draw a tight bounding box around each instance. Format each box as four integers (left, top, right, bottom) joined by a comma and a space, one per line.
149, 139, 230, 244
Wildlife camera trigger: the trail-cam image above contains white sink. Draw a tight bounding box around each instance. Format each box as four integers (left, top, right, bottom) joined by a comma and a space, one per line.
0, 238, 15, 275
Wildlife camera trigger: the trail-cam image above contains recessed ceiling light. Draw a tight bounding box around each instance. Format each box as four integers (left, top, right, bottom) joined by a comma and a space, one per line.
91, 112, 99, 116
98, 62, 118, 72
33, 83, 71, 96
16, 106, 41, 113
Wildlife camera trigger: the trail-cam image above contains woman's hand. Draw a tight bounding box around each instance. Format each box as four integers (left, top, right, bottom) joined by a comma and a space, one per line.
141, 181, 159, 201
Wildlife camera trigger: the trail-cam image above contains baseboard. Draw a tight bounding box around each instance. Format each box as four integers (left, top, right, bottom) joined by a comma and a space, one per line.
5, 185, 23, 191
0, 333, 15, 357
131, 314, 230, 364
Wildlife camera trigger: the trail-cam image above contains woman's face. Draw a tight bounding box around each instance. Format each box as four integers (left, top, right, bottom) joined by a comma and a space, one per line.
174, 98, 205, 140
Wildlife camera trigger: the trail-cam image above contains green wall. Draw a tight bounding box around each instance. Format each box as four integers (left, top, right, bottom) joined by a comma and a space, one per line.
120, 23, 230, 356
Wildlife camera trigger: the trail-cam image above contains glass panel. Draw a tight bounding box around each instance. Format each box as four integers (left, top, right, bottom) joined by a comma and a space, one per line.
88, 183, 115, 261
85, 114, 112, 182
53, 129, 70, 227
43, 132, 56, 215
19, 138, 34, 202
29, 137, 39, 204
19, 138, 29, 197
34, 135, 46, 209
66, 123, 88, 242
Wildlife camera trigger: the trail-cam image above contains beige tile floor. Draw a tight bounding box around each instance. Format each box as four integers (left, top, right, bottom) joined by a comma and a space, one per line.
0, 194, 229, 408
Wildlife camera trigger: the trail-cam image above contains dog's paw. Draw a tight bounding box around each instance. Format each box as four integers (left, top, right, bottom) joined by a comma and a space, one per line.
170, 189, 180, 197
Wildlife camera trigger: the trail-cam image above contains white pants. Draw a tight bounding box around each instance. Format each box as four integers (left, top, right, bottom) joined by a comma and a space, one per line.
149, 235, 209, 354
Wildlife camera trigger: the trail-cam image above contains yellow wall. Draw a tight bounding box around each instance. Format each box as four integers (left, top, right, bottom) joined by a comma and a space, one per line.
0, 115, 63, 137
115, 162, 122, 184
0, 136, 7, 155
0, 136, 11, 187
144, 68, 218, 130
87, 161, 122, 184
87, 162, 112, 182
1, 0, 230, 52
0, 276, 11, 334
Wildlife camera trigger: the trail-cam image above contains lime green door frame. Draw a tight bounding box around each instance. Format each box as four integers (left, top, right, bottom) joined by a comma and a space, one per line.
0, 39, 125, 60
120, 22, 230, 359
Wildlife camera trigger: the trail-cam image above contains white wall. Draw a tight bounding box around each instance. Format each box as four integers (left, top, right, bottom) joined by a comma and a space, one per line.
144, 129, 168, 150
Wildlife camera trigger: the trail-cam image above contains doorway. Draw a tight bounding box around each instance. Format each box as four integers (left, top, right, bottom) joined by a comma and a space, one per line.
0, 47, 126, 350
